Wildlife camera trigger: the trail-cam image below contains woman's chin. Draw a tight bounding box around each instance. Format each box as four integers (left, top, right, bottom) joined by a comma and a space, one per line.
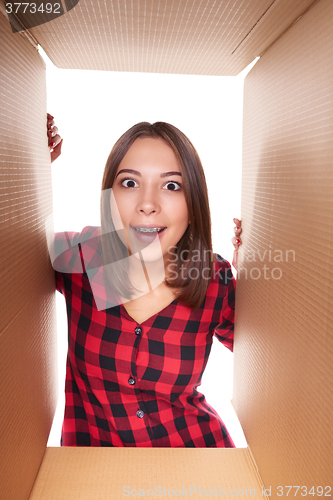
131, 249, 166, 266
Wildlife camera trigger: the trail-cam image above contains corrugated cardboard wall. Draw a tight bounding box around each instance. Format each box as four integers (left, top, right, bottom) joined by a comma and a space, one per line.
0, 12, 58, 500
233, 0, 333, 493
27, 0, 315, 76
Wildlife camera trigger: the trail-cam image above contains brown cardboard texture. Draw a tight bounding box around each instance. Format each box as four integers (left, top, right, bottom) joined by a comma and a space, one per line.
0, 0, 332, 499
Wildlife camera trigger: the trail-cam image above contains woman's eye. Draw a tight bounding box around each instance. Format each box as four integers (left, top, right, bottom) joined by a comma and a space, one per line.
121, 178, 138, 188
163, 181, 181, 191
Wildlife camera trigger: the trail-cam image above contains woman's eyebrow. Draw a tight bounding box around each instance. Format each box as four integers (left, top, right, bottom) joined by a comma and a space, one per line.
160, 171, 182, 178
116, 168, 182, 178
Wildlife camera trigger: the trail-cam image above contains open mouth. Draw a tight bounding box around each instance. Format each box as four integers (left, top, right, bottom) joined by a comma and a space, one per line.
130, 226, 167, 243
132, 227, 166, 234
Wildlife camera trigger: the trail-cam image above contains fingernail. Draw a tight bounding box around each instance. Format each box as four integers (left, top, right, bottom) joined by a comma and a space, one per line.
50, 142, 55, 147
235, 239, 241, 244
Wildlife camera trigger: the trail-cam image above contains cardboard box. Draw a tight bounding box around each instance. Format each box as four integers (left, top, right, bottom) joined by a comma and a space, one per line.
0, 0, 332, 498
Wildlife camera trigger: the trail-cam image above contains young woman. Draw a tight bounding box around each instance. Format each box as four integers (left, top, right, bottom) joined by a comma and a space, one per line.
47, 114, 242, 448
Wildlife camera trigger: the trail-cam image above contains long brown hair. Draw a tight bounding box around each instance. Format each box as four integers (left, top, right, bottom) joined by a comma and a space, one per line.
100, 122, 215, 310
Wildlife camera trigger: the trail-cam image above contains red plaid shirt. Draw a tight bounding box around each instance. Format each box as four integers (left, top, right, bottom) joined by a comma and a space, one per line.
53, 226, 235, 448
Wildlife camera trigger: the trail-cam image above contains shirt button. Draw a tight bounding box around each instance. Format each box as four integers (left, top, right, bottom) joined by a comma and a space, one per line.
136, 410, 145, 418
135, 326, 142, 335
128, 377, 135, 385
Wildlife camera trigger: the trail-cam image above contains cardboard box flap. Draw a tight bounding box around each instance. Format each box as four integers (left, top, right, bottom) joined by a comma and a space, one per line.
233, 0, 333, 490
0, 10, 58, 500
3, 0, 315, 76
29, 448, 266, 499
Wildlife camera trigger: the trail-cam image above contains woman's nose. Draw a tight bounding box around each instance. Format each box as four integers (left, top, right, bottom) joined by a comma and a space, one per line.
136, 188, 160, 215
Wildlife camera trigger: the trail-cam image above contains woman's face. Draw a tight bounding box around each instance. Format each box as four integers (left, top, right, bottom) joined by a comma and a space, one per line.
111, 137, 189, 265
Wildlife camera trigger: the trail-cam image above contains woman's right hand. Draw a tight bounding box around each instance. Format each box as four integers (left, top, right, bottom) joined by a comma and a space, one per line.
47, 113, 63, 163
231, 218, 242, 270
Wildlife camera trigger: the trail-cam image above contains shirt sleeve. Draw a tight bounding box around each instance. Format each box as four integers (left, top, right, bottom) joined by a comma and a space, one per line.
51, 231, 84, 294
55, 269, 64, 294
213, 260, 236, 353
52, 231, 84, 271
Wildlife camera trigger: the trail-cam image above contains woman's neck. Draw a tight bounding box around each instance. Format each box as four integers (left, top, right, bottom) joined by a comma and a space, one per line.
126, 253, 167, 298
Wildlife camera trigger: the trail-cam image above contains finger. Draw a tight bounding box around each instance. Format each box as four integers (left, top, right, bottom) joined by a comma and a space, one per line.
231, 236, 242, 247
47, 114, 55, 129
48, 125, 58, 138
52, 138, 63, 154
234, 226, 242, 237
233, 218, 241, 226
49, 134, 62, 149
50, 138, 63, 163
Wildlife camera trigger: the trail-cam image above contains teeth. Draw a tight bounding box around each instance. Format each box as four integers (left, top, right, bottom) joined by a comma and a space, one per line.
134, 227, 163, 233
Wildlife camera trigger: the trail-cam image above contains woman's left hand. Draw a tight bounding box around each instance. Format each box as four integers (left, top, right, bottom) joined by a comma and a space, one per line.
231, 218, 242, 270
47, 113, 63, 163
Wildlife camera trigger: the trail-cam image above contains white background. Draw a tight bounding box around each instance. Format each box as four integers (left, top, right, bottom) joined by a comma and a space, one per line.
40, 46, 257, 448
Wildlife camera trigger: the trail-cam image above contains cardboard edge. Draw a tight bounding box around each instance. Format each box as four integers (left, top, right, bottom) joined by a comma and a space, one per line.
247, 446, 270, 498
229, 397, 267, 494
231, 0, 278, 55
27, 447, 48, 500
0, 1, 40, 51
259, 0, 320, 58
